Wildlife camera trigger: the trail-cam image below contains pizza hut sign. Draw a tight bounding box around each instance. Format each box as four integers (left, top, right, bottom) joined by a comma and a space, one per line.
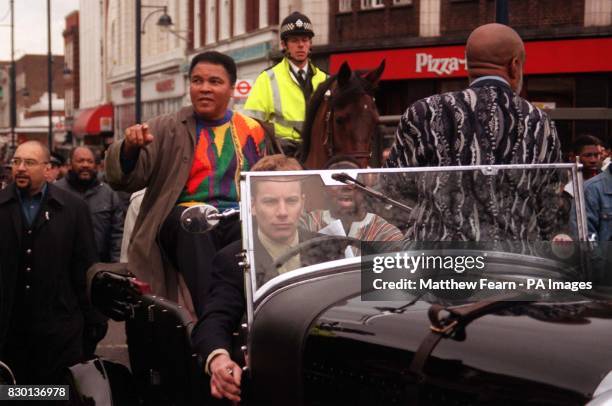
415, 53, 467, 76
331, 38, 612, 81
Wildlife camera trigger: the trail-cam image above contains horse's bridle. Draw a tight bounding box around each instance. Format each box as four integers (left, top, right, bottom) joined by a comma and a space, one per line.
323, 88, 374, 165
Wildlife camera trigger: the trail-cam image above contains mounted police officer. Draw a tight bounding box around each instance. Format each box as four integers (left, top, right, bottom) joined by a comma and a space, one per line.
244, 11, 327, 154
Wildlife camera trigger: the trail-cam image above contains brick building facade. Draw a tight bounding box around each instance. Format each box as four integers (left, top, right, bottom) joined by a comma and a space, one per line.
325, 0, 612, 152
15, 55, 65, 114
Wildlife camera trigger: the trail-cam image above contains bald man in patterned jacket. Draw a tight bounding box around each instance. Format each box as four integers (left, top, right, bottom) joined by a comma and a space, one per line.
385, 24, 566, 242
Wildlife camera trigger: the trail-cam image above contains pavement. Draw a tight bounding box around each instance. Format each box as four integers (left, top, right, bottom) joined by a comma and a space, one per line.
97, 320, 130, 369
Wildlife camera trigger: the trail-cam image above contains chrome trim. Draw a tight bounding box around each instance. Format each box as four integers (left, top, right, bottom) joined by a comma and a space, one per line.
588, 370, 612, 405
239, 178, 255, 370
0, 360, 16, 385
242, 163, 577, 179
573, 160, 588, 241
593, 371, 612, 397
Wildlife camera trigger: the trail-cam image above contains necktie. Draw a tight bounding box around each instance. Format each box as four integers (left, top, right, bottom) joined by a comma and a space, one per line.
296, 68, 312, 101
297, 69, 306, 88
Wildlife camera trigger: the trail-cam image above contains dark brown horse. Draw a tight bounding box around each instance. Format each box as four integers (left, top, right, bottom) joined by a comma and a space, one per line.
298, 60, 385, 169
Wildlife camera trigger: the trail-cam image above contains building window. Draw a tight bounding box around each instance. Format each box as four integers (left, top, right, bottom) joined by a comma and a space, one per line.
419, 0, 440, 36
193, 0, 201, 48
393, 0, 412, 4
585, 0, 612, 26
259, 0, 268, 28
339, 0, 352, 12
361, 0, 384, 9
65, 42, 73, 70
205, 0, 216, 45
234, 0, 246, 36
220, 0, 230, 40
110, 21, 117, 65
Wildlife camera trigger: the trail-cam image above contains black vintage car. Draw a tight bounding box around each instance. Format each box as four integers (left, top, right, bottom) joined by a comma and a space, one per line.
89, 163, 612, 405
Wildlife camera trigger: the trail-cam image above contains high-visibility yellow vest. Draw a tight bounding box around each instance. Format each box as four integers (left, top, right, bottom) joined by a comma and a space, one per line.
243, 58, 327, 142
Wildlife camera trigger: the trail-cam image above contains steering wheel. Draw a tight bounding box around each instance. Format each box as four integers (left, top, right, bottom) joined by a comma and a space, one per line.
273, 235, 362, 269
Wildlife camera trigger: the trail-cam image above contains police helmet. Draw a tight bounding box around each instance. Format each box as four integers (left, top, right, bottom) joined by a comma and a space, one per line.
280, 12, 314, 41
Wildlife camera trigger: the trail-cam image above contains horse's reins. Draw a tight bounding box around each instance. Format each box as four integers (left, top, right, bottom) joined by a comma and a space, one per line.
323, 86, 373, 164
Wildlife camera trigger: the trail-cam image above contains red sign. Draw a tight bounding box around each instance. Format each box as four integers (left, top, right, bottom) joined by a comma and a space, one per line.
234, 80, 252, 98
330, 38, 612, 80
122, 87, 135, 98
155, 78, 175, 92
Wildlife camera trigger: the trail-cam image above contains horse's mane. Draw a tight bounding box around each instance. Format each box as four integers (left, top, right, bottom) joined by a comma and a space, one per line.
298, 72, 377, 164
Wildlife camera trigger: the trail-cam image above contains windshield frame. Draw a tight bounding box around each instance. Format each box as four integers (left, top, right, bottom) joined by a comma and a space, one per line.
239, 162, 587, 353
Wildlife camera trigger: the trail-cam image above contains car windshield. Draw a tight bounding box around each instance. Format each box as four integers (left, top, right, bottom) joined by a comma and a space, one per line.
240, 164, 609, 299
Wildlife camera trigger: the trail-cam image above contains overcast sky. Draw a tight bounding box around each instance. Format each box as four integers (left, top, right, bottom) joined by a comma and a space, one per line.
0, 0, 79, 61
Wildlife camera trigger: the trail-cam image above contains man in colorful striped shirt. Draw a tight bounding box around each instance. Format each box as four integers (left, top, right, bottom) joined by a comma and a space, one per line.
106, 52, 266, 310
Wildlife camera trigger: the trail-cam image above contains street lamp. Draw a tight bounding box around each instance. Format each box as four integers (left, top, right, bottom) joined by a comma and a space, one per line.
135, 1, 174, 124
0, 0, 16, 153
47, 0, 52, 151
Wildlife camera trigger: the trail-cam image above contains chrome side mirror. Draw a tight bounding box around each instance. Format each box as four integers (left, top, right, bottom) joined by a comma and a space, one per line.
180, 204, 219, 233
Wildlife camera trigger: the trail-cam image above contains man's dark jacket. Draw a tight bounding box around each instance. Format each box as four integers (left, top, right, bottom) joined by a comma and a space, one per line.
0, 183, 98, 382
191, 228, 345, 366
55, 176, 124, 262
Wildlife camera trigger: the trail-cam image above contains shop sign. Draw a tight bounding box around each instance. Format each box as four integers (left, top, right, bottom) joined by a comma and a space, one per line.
100, 117, 112, 132
415, 53, 466, 76
233, 79, 252, 99
54, 118, 65, 132
64, 116, 74, 131
330, 38, 612, 80
156, 78, 175, 93
226, 42, 271, 63
122, 87, 135, 98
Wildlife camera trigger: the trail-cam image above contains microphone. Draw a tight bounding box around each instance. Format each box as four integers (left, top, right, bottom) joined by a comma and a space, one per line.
331, 172, 366, 187
207, 208, 240, 221
330, 172, 412, 213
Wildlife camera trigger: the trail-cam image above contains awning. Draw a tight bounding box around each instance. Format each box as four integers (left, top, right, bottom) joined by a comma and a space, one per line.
72, 104, 113, 137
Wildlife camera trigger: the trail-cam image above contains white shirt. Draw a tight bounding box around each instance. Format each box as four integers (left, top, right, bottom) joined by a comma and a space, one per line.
288, 59, 309, 86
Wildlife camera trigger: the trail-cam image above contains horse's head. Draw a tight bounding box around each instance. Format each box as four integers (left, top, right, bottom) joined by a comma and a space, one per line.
300, 60, 385, 169
323, 60, 385, 168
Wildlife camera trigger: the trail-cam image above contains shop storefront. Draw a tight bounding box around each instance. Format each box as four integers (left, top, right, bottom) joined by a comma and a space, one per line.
72, 103, 114, 150
111, 71, 186, 141
330, 38, 612, 152
193, 33, 277, 111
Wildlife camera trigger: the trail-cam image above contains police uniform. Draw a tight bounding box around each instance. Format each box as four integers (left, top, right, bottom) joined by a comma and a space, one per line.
244, 12, 328, 143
